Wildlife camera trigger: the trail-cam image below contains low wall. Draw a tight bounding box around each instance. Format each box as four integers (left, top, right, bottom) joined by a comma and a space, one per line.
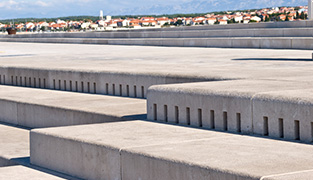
147, 80, 313, 143
0, 67, 215, 99
2, 37, 313, 50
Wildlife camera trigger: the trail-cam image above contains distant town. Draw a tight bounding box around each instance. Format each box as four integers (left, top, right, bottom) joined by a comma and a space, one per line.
0, 6, 309, 33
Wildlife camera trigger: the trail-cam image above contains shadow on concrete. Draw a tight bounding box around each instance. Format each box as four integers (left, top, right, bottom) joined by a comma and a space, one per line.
11, 157, 82, 180
123, 114, 147, 120
232, 58, 313, 62
0, 54, 35, 58
0, 121, 31, 130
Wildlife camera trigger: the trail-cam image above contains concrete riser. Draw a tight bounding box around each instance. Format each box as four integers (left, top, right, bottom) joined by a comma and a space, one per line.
1, 37, 313, 50
0, 67, 210, 99
0, 99, 128, 128
147, 90, 313, 143
3, 28, 313, 39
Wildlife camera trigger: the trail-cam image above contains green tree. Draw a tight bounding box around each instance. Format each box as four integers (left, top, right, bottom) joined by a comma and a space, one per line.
265, 16, 270, 22
176, 19, 183, 26
296, 11, 300, 19
300, 12, 305, 20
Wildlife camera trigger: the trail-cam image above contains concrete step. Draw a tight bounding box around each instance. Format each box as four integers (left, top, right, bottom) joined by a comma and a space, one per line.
147, 79, 313, 143
0, 123, 29, 167
2, 28, 313, 39
0, 61, 213, 99
1, 37, 313, 50
30, 120, 313, 180
0, 123, 81, 179
0, 85, 146, 128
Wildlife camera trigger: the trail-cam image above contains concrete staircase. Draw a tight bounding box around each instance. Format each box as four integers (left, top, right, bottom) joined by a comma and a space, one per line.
1, 20, 313, 49
1, 26, 313, 179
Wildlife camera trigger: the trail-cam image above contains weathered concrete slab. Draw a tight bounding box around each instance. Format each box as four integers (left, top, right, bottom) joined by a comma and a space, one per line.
147, 80, 313, 134
31, 120, 313, 180
30, 120, 234, 180
122, 134, 313, 180
0, 85, 146, 128
0, 124, 29, 167
0, 42, 312, 83
0, 166, 67, 180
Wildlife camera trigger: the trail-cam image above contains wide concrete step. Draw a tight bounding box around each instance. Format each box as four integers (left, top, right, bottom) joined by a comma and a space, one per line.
1, 37, 313, 50
0, 85, 146, 128
3, 28, 313, 39
30, 120, 313, 180
147, 79, 313, 143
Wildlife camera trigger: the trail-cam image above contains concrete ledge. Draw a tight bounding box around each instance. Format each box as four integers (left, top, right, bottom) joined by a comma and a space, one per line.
30, 121, 233, 180
0, 85, 146, 128
147, 80, 313, 136
252, 89, 313, 143
30, 120, 313, 180
0, 65, 215, 99
2, 37, 313, 50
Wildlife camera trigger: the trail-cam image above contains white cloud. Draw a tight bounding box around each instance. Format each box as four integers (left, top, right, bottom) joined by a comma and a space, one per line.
36, 1, 50, 7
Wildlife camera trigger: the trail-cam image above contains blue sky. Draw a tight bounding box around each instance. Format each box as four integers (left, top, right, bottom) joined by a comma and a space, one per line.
0, 0, 308, 20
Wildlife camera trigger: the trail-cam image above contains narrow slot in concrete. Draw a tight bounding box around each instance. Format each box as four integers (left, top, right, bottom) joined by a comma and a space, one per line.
279, 118, 284, 138
263, 116, 269, 136
134, 86, 137, 98
210, 110, 215, 129
81, 82, 84, 92
175, 106, 179, 124
69, 81, 72, 91
119, 84, 122, 96
112, 84, 115, 95
141, 86, 145, 98
153, 104, 157, 121
236, 113, 241, 133
164, 105, 168, 122
106, 83, 109, 94
126, 85, 129, 96
223, 111, 228, 131
87, 82, 90, 93
198, 109, 203, 127
294, 120, 300, 140
186, 107, 191, 125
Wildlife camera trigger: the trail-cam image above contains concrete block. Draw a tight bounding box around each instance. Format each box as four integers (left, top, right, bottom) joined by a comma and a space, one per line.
230, 29, 255, 37
121, 135, 313, 180
253, 29, 283, 37
232, 38, 261, 48
205, 30, 230, 37
260, 38, 292, 49
183, 39, 207, 47
291, 38, 313, 50
252, 89, 313, 143
0, 85, 146, 128
206, 38, 232, 48
162, 39, 184, 47
30, 121, 232, 180
283, 28, 313, 37
147, 80, 313, 134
